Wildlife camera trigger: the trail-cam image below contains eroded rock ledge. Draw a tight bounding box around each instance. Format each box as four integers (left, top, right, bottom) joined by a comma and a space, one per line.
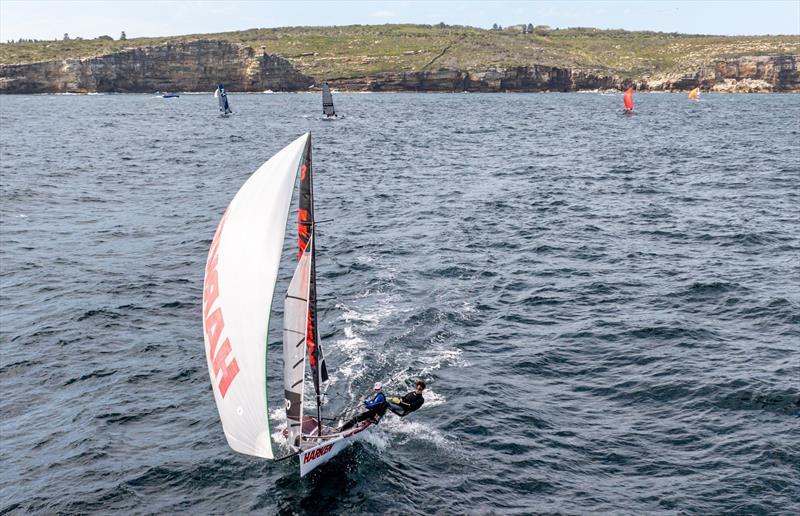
0, 40, 314, 93
328, 67, 619, 92
330, 56, 798, 93
647, 55, 799, 92
0, 40, 796, 93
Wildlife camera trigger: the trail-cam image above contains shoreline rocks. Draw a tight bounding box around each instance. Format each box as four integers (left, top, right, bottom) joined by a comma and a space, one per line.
0, 40, 314, 94
0, 41, 796, 94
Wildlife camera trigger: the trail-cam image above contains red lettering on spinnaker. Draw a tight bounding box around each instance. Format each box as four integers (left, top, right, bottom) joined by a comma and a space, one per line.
203, 265, 219, 321
205, 307, 224, 359
203, 212, 239, 398
212, 337, 240, 398
303, 444, 334, 464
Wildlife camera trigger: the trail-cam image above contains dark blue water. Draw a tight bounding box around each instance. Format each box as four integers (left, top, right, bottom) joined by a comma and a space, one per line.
1, 92, 799, 514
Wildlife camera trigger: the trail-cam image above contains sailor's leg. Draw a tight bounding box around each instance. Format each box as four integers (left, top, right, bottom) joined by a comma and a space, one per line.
339, 417, 356, 431
357, 410, 379, 423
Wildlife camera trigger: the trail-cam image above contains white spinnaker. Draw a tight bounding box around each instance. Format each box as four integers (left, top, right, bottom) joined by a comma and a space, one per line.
203, 133, 310, 459
283, 236, 312, 450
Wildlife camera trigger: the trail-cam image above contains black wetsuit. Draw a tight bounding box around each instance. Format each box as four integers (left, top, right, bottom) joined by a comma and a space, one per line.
390, 391, 424, 416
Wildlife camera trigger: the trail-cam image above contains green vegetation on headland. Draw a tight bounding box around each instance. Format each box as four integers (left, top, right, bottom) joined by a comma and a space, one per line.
2, 24, 798, 80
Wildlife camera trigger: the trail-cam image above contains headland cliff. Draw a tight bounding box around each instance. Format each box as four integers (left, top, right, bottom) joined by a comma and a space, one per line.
1, 25, 797, 93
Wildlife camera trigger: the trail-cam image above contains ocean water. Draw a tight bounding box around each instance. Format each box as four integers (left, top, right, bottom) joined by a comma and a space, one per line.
1, 92, 799, 515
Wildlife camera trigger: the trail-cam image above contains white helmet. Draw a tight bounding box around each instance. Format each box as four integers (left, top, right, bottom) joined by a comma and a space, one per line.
373, 382, 382, 391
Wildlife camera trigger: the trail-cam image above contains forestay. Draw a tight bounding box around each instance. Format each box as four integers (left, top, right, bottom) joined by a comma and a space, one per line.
202, 133, 310, 459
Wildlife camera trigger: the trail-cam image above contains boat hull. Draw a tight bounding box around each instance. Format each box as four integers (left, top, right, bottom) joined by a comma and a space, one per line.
298, 419, 372, 477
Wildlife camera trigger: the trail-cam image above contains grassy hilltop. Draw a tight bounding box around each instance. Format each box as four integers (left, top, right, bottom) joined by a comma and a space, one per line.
2, 24, 798, 80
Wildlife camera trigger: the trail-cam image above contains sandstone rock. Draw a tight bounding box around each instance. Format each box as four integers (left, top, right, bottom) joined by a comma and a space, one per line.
710, 78, 773, 93
327, 66, 617, 92
321, 56, 797, 92
0, 43, 796, 94
0, 40, 313, 93
653, 55, 798, 92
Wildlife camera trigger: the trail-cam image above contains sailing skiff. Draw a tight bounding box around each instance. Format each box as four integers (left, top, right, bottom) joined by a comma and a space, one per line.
215, 83, 232, 115
322, 83, 337, 119
202, 133, 371, 477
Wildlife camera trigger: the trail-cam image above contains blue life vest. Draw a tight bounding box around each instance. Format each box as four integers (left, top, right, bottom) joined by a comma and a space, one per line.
364, 392, 386, 409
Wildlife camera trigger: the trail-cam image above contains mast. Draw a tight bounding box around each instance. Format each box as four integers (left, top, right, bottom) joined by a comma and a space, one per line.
298, 135, 328, 435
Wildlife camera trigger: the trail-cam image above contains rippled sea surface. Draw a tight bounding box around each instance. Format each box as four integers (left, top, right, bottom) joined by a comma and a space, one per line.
1, 92, 799, 514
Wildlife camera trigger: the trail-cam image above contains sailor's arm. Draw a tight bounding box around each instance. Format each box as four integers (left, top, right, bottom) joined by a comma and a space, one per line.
364, 393, 385, 409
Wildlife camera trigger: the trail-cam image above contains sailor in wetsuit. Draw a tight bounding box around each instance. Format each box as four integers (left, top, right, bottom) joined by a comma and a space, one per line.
339, 382, 388, 431
388, 380, 426, 416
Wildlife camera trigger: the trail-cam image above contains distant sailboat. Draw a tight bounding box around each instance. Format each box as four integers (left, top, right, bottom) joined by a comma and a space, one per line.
688, 87, 700, 101
215, 83, 233, 115
322, 83, 337, 119
623, 87, 634, 111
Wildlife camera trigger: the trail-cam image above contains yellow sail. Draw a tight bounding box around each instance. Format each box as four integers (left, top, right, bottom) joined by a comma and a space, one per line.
688, 87, 700, 100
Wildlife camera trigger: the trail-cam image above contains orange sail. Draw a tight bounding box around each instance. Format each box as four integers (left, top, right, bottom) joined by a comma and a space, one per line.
623, 88, 634, 110
688, 87, 700, 100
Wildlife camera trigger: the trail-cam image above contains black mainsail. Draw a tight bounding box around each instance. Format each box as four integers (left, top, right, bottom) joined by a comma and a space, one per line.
298, 136, 329, 431
216, 83, 232, 115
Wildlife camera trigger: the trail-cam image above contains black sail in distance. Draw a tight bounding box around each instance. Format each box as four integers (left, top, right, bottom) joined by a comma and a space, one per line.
298, 136, 328, 394
322, 83, 335, 117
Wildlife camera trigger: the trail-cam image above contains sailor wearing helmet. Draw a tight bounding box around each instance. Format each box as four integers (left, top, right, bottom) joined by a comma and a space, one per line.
338, 382, 388, 431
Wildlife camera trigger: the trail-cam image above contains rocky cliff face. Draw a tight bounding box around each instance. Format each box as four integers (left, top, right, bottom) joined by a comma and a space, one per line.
328, 55, 797, 93
646, 55, 798, 92
327, 65, 620, 92
0, 40, 313, 93
0, 40, 796, 93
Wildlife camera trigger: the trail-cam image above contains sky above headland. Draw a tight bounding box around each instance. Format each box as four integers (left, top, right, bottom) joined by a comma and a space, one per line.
1, 0, 798, 41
